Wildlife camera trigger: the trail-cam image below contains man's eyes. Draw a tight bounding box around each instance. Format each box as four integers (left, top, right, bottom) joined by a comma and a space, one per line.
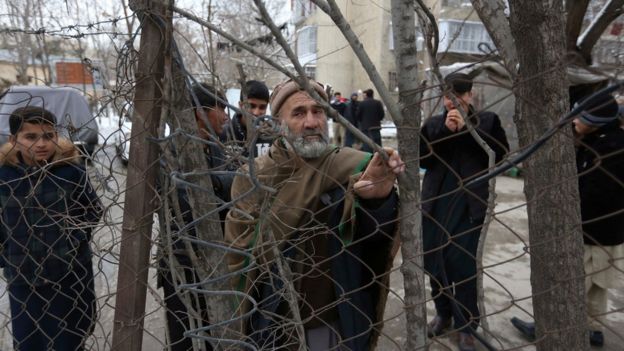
23, 133, 55, 141
250, 104, 267, 109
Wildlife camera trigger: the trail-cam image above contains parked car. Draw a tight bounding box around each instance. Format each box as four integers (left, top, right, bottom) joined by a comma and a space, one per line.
0, 86, 99, 156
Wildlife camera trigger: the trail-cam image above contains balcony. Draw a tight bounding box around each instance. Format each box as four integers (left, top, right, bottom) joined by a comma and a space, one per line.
438, 19, 494, 55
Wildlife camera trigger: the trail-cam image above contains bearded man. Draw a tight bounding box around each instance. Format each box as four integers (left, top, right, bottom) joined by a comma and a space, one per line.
224, 77, 404, 351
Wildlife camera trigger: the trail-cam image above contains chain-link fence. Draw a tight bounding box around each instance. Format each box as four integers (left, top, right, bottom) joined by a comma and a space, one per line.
0, 1, 623, 350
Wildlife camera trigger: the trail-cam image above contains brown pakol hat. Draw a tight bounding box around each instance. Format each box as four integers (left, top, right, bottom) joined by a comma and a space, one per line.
270, 77, 328, 117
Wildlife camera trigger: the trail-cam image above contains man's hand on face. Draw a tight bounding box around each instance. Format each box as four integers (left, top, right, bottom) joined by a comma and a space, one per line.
354, 147, 405, 199
445, 109, 465, 132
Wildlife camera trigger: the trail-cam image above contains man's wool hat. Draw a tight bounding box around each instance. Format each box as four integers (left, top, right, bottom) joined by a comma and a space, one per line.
270, 77, 328, 116
444, 72, 473, 94
577, 94, 619, 127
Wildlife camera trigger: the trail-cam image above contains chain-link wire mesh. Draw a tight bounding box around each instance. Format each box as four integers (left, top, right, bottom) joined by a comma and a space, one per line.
0, 1, 623, 350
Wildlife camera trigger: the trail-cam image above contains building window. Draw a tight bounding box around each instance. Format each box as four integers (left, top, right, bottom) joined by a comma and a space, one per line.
297, 25, 317, 61
304, 65, 316, 80
293, 0, 317, 23
389, 71, 398, 92
438, 20, 494, 55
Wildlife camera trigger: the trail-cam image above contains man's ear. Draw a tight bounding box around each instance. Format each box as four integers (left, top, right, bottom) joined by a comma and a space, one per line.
238, 101, 245, 109
9, 135, 16, 145
194, 109, 203, 126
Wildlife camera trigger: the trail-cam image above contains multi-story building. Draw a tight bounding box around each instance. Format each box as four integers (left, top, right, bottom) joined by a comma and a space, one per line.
292, 0, 396, 97
291, 0, 620, 148
291, 0, 496, 97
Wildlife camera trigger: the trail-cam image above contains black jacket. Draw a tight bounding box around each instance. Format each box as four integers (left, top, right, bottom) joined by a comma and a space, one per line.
249, 187, 398, 351
228, 113, 274, 158
344, 100, 359, 127
420, 107, 509, 219
356, 98, 385, 132
576, 121, 624, 246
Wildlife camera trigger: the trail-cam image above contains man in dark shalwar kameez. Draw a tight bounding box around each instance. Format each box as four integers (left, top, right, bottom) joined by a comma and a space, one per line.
420, 73, 509, 351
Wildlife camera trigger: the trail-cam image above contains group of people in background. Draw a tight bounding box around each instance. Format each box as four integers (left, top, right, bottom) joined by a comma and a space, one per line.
0, 71, 621, 351
329, 88, 385, 153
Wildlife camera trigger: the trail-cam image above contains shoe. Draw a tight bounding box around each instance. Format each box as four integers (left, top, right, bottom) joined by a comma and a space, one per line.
589, 330, 604, 347
510, 317, 536, 341
457, 332, 476, 351
427, 315, 452, 337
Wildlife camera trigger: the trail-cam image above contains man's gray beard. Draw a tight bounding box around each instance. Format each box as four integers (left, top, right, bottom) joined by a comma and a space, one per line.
281, 121, 330, 159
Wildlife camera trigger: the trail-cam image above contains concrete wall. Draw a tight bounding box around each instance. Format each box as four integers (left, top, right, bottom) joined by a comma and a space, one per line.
294, 0, 396, 101
0, 61, 48, 88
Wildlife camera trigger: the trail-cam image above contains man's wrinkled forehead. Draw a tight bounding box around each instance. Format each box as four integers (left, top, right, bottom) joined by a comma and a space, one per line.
285, 91, 325, 111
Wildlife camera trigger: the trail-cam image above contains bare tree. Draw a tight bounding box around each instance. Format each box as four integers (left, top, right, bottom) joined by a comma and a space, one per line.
470, 0, 624, 349
3, 0, 35, 84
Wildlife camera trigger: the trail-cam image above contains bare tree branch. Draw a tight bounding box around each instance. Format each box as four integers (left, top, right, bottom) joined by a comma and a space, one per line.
577, 0, 624, 64
566, 0, 590, 52
310, 0, 404, 124
250, 0, 387, 157
173, 6, 293, 78
471, 0, 519, 78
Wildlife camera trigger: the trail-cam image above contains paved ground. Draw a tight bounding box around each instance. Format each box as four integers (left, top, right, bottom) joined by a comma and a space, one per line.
377, 176, 624, 350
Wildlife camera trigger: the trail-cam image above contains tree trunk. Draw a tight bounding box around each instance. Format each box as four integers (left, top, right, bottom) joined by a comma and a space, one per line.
471, 0, 519, 77
390, 0, 428, 349
163, 29, 241, 351
507, 1, 589, 350
111, 1, 166, 350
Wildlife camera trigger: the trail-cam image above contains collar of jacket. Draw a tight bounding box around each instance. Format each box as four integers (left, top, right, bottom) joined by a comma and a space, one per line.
0, 138, 80, 169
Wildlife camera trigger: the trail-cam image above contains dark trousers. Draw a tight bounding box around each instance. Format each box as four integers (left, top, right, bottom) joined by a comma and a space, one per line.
8, 265, 95, 351
424, 213, 483, 332
344, 130, 356, 148
360, 129, 382, 153
160, 261, 213, 351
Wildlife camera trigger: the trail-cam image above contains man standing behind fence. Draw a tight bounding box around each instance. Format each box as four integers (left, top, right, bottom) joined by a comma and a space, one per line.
344, 92, 360, 147
158, 83, 233, 351
0, 106, 102, 351
420, 73, 509, 351
229, 80, 273, 157
356, 88, 385, 153
225, 77, 405, 350
511, 93, 624, 347
330, 91, 348, 146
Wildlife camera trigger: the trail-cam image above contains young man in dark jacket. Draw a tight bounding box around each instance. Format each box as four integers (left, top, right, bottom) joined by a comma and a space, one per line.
228, 80, 272, 157
356, 89, 385, 152
159, 83, 235, 351
512, 93, 624, 347
420, 73, 509, 351
0, 106, 102, 351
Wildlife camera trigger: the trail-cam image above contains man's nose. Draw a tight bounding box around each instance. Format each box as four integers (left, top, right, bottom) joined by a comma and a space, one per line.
303, 111, 320, 128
